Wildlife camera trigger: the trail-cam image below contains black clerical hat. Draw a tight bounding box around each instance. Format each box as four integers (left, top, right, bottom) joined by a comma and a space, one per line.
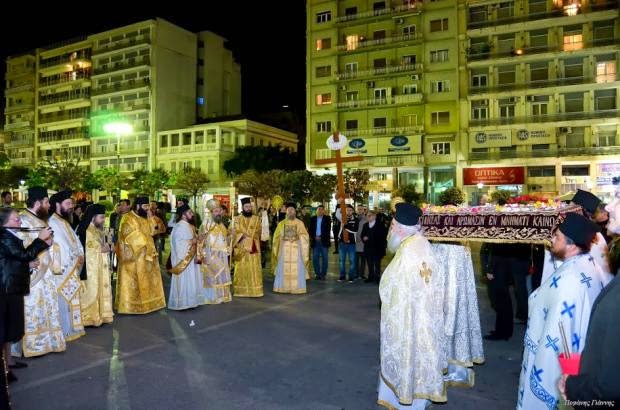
558, 213, 600, 248
176, 204, 191, 215
135, 196, 149, 206
241, 197, 252, 206
285, 202, 297, 209
394, 203, 422, 227
27, 186, 48, 201
572, 189, 601, 215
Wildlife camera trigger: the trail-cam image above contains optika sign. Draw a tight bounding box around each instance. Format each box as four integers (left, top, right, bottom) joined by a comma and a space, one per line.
463, 167, 525, 185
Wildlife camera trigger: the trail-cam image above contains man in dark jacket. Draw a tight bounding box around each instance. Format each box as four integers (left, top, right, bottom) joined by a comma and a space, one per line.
361, 210, 387, 283
559, 274, 620, 408
309, 205, 331, 280
331, 205, 341, 254
0, 207, 52, 388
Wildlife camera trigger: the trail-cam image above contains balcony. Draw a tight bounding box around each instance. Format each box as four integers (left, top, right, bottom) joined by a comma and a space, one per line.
343, 125, 423, 137
469, 109, 620, 127
468, 38, 620, 62
6, 83, 34, 94
93, 56, 150, 76
359, 154, 424, 167
38, 132, 89, 144
4, 103, 34, 114
92, 100, 151, 117
467, 1, 618, 30
93, 35, 151, 56
91, 78, 150, 96
39, 111, 90, 125
336, 93, 423, 110
336, 63, 422, 80
468, 76, 602, 95
39, 92, 90, 107
90, 147, 149, 158
39, 73, 91, 88
4, 121, 32, 131
10, 158, 34, 166
5, 138, 33, 147
469, 145, 620, 161
337, 33, 422, 53
336, 1, 423, 24
40, 52, 91, 69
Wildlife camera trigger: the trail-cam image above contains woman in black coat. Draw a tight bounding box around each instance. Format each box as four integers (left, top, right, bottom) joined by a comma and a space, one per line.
0, 207, 52, 395
361, 210, 388, 283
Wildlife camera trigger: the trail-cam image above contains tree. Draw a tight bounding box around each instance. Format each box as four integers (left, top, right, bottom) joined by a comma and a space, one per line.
310, 174, 337, 205
280, 170, 314, 204
393, 184, 422, 205
344, 168, 370, 205
85, 168, 126, 202
174, 167, 210, 208
25, 168, 46, 188
438, 187, 465, 206
0, 166, 29, 189
0, 152, 10, 169
223, 145, 303, 176
236, 169, 284, 201
131, 168, 172, 197
34, 156, 85, 191
490, 189, 512, 204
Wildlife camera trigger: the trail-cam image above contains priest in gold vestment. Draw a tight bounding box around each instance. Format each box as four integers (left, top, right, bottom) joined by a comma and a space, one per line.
77, 204, 113, 327
115, 196, 166, 314
231, 197, 263, 297
271, 202, 310, 294
378, 203, 446, 410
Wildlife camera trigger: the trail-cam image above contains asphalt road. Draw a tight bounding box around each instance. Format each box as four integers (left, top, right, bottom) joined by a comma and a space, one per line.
10, 247, 524, 410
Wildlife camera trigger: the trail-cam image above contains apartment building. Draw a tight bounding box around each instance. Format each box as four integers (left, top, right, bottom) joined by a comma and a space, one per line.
461, 0, 620, 202
306, 0, 460, 205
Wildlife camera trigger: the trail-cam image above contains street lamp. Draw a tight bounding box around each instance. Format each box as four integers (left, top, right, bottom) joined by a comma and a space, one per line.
103, 122, 133, 200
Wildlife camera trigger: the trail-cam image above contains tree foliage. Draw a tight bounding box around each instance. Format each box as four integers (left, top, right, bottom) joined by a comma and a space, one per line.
131, 168, 173, 196
174, 167, 210, 206
222, 145, 303, 176
0, 166, 29, 189
310, 174, 337, 204
344, 168, 370, 205
393, 184, 422, 205
438, 187, 466, 206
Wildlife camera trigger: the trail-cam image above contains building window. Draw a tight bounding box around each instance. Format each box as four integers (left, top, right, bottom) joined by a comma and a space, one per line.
373, 1, 386, 11
471, 101, 488, 120
598, 132, 617, 147
401, 54, 416, 65
160, 135, 168, 148
345, 35, 360, 51
563, 33, 583, 51
183, 132, 191, 145
316, 11, 332, 24
530, 62, 548, 82
399, 114, 417, 127
430, 49, 449, 63
171, 162, 176, 172
497, 65, 516, 85
373, 58, 387, 69
373, 88, 388, 104
564, 92, 584, 112
402, 84, 417, 94
596, 61, 616, 83
471, 73, 488, 88
195, 131, 204, 145
403, 25, 416, 38
316, 93, 332, 105
595, 89, 616, 111
431, 142, 451, 155
315, 65, 331, 78
566, 127, 585, 148
373, 117, 387, 130
431, 80, 450, 93
171, 134, 179, 146
499, 98, 516, 118
529, 29, 548, 49
345, 62, 358, 73
528, 166, 555, 177
531, 99, 548, 116
316, 121, 331, 132
316, 38, 331, 51
373, 30, 387, 41
497, 2, 515, 18
431, 111, 450, 125
562, 165, 589, 176
430, 18, 449, 32
529, 0, 546, 13
207, 159, 214, 174
345, 119, 358, 130
345, 91, 359, 104
345, 6, 357, 16
564, 58, 583, 78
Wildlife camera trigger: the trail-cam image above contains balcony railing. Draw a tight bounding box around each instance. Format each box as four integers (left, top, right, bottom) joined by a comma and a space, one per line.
93, 35, 151, 55
6, 83, 34, 93
38, 133, 89, 144
92, 78, 150, 96
90, 147, 149, 158
468, 38, 620, 61
469, 109, 620, 127
40, 53, 91, 69
341, 125, 423, 137
359, 154, 424, 167
337, 33, 422, 52
468, 76, 603, 95
336, 93, 423, 109
10, 158, 34, 166
336, 1, 423, 24
5, 138, 33, 147
336, 63, 422, 80
39, 111, 90, 125
467, 1, 618, 30
469, 145, 620, 160
92, 100, 151, 116
4, 121, 32, 131
93, 56, 150, 75
39, 73, 91, 88
39, 92, 90, 106
5, 104, 34, 113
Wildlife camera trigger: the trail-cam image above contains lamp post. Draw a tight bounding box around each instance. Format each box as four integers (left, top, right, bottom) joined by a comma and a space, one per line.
103, 122, 133, 201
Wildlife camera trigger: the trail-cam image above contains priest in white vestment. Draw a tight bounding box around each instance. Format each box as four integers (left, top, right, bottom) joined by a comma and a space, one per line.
13, 187, 66, 358
48, 190, 85, 342
272, 202, 310, 294
517, 213, 612, 410
378, 203, 446, 409
168, 204, 205, 310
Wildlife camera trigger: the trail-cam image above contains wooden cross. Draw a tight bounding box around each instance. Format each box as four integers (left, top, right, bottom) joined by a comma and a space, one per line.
419, 262, 432, 284
315, 130, 363, 242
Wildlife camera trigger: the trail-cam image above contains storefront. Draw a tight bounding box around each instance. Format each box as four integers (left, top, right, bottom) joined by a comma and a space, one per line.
462, 166, 525, 205
594, 162, 620, 203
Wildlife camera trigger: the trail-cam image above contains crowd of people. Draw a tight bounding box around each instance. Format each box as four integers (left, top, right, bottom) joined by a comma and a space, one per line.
1, 183, 619, 409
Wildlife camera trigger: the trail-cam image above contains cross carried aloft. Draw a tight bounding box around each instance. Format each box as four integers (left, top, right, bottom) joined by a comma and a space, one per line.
315, 130, 362, 241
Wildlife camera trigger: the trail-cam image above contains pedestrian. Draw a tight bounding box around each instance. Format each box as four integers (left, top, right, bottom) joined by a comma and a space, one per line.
517, 213, 612, 410
332, 205, 341, 254
355, 204, 368, 279
336, 201, 359, 283
309, 205, 331, 280
361, 210, 387, 283
147, 207, 167, 265
1, 192, 12, 207
231, 197, 264, 297
0, 207, 52, 386
272, 203, 310, 294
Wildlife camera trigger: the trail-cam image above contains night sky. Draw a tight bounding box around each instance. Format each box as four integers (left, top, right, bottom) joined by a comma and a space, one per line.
0, 2, 306, 124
